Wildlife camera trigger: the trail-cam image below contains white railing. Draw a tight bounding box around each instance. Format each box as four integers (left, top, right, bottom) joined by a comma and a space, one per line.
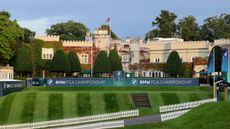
0, 110, 139, 129
161, 109, 190, 121
159, 98, 216, 113
54, 120, 124, 129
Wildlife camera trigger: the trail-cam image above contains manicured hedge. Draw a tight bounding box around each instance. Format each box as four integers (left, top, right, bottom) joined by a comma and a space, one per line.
21, 93, 37, 123
77, 93, 92, 116
104, 93, 119, 113
0, 94, 16, 124
161, 93, 180, 105
48, 93, 63, 120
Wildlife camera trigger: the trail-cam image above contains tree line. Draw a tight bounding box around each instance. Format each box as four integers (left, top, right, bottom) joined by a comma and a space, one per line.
146, 10, 230, 42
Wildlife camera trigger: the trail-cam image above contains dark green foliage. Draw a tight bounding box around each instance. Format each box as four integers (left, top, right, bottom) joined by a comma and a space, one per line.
31, 39, 44, 75
48, 93, 63, 120
151, 10, 177, 38
109, 49, 122, 72
161, 93, 180, 105
0, 94, 15, 124
21, 93, 36, 123
208, 46, 222, 72
164, 51, 184, 77
104, 93, 119, 112
46, 21, 89, 41
67, 51, 81, 72
93, 51, 111, 73
22, 28, 35, 43
178, 15, 200, 41
77, 93, 92, 116
49, 49, 70, 73
15, 44, 33, 74
100, 24, 119, 40
0, 11, 24, 64
200, 14, 230, 42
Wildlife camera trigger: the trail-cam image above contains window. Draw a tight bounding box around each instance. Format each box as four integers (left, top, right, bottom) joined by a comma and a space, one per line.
81, 54, 88, 64
42, 48, 54, 59
155, 58, 160, 63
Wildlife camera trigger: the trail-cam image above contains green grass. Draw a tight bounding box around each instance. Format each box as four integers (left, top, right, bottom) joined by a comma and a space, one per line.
121, 102, 230, 129
21, 93, 37, 123
161, 93, 180, 105
104, 93, 119, 112
0, 86, 212, 125
48, 93, 63, 120
0, 94, 16, 124
77, 93, 92, 116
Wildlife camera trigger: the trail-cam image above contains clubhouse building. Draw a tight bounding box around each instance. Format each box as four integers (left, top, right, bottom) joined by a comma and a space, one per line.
35, 28, 230, 78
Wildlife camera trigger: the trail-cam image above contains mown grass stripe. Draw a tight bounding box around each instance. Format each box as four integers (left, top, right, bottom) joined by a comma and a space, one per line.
117, 94, 133, 111
20, 93, 37, 123
48, 93, 63, 120
104, 93, 119, 113
63, 93, 77, 118
90, 93, 106, 115
161, 93, 180, 105
77, 93, 92, 116
177, 93, 191, 103
189, 93, 201, 101
7, 93, 26, 124
0, 94, 16, 124
33, 93, 49, 122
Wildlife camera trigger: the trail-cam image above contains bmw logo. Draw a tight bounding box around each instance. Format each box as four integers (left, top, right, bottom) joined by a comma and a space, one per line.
47, 79, 54, 86
131, 79, 138, 85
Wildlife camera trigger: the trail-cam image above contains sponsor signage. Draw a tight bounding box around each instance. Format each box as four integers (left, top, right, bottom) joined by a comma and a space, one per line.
42, 78, 199, 86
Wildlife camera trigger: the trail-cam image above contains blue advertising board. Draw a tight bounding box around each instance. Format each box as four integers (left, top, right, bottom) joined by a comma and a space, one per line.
42, 78, 199, 86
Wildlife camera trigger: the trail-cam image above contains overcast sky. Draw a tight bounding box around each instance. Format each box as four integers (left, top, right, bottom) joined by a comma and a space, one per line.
0, 0, 229, 40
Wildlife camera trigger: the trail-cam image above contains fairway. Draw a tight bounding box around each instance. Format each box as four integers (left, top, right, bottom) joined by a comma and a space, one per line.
0, 86, 212, 125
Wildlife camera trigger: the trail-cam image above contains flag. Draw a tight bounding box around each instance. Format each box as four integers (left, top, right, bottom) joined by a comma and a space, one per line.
105, 17, 111, 23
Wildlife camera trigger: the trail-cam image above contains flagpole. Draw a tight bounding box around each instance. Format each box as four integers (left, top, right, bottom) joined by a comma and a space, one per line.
109, 18, 112, 54
91, 34, 93, 77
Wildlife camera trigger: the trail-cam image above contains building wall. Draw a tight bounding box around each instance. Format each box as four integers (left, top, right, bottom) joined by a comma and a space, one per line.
35, 35, 60, 42
0, 65, 14, 80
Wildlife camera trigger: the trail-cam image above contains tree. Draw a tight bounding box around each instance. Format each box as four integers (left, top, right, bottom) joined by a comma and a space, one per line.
151, 10, 177, 38
145, 29, 160, 41
93, 51, 111, 74
0, 11, 24, 65
67, 51, 81, 75
178, 16, 200, 41
22, 27, 36, 43
164, 51, 184, 77
200, 13, 230, 42
109, 49, 122, 72
15, 44, 33, 76
46, 21, 89, 41
100, 24, 119, 40
49, 49, 70, 76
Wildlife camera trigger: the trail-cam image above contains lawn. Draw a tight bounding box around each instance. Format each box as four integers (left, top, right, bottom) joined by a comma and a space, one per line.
0, 86, 212, 125
120, 102, 230, 129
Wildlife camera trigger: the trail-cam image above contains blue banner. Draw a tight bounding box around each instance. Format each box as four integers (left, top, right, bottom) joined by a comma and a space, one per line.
41, 78, 199, 86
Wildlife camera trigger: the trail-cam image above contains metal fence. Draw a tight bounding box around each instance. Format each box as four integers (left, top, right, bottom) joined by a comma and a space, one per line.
161, 109, 190, 121
0, 110, 139, 129
159, 98, 217, 113
54, 120, 124, 129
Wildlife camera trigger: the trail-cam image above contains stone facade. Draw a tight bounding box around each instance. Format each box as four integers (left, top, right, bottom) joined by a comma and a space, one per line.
35, 28, 230, 74
0, 65, 14, 80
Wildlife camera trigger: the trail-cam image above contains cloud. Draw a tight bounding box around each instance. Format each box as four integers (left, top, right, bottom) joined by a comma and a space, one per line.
18, 16, 72, 35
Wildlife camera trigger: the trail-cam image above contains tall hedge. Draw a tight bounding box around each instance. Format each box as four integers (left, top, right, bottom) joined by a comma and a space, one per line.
49, 49, 70, 73
67, 51, 81, 72
15, 44, 33, 74
93, 51, 111, 73
164, 51, 184, 77
109, 49, 122, 72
